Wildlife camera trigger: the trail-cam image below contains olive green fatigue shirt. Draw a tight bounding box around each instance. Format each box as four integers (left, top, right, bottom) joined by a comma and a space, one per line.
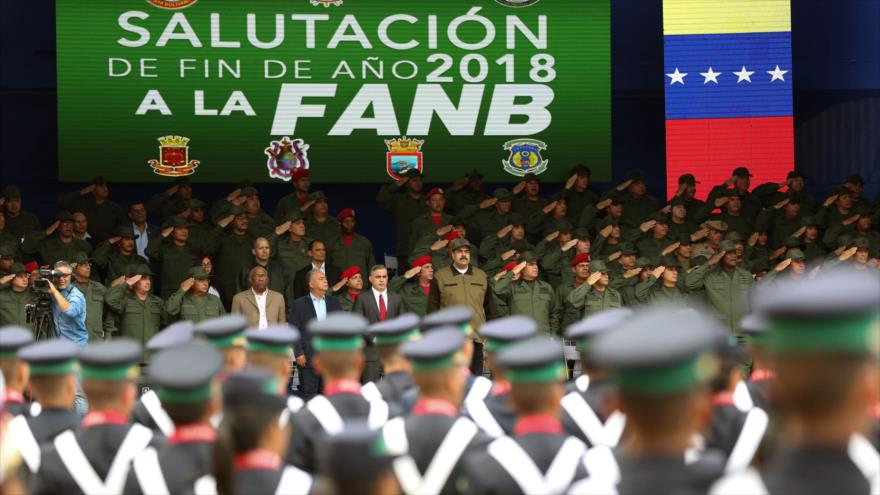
247, 211, 277, 239
634, 275, 689, 305
377, 184, 427, 257
566, 283, 623, 319
166, 290, 226, 323
755, 209, 802, 248
539, 242, 577, 288
612, 193, 660, 229
305, 216, 340, 247
554, 280, 585, 332
274, 191, 310, 223
206, 230, 258, 308
104, 284, 167, 361
0, 286, 34, 327
635, 235, 674, 260
410, 232, 452, 270
513, 196, 548, 218
146, 235, 211, 299
612, 274, 642, 306
272, 235, 312, 273
802, 241, 827, 262
493, 273, 560, 335
4, 211, 41, 239
409, 213, 451, 255
592, 233, 623, 259
328, 233, 375, 279
562, 188, 600, 225
57, 192, 127, 243
458, 205, 510, 246
146, 193, 187, 221
21, 232, 92, 266
336, 291, 358, 312
388, 276, 430, 317
445, 188, 487, 215
685, 263, 752, 334
91, 241, 149, 285
667, 220, 697, 241
0, 230, 22, 260
73, 279, 114, 341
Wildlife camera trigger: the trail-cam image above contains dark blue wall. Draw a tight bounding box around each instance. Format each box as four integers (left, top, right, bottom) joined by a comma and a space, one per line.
1, 0, 877, 256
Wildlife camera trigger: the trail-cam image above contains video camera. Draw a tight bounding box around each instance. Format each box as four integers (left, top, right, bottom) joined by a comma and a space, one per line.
32, 268, 62, 293
26, 268, 61, 339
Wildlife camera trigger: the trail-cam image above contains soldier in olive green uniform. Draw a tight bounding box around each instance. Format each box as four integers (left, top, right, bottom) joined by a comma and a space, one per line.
634, 256, 688, 304
333, 266, 364, 312
634, 212, 675, 259
408, 188, 452, 252
104, 264, 167, 361
21, 211, 92, 266
0, 263, 34, 327
696, 189, 755, 238
512, 173, 548, 218
684, 240, 753, 334
1, 186, 42, 239
207, 206, 259, 308
561, 165, 600, 225
146, 215, 218, 299
328, 208, 375, 279
91, 225, 148, 285
214, 186, 276, 239
303, 191, 340, 246
56, 176, 127, 243
458, 188, 514, 244
0, 215, 21, 262
145, 177, 195, 221
619, 257, 655, 306
567, 260, 623, 319
604, 169, 660, 228
166, 266, 226, 323
444, 169, 487, 214
387, 255, 433, 317
376, 169, 427, 267
800, 216, 827, 261
273, 168, 312, 223
554, 252, 591, 331
492, 252, 560, 335
755, 192, 804, 248
70, 252, 114, 341
272, 211, 312, 273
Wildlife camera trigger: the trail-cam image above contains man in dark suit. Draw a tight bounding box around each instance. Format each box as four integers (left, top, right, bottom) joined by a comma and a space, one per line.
352, 264, 405, 383
291, 239, 342, 299
287, 269, 343, 400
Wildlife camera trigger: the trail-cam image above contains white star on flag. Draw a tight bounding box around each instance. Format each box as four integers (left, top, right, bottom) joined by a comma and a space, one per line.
700, 67, 721, 84
733, 66, 755, 83
768, 65, 788, 82
666, 68, 687, 85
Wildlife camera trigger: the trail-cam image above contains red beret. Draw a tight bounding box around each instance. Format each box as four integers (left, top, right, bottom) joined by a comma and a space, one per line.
337, 208, 355, 222
426, 188, 444, 199
445, 231, 462, 241
502, 261, 518, 273
570, 252, 591, 267
411, 255, 432, 269
341, 266, 361, 280
292, 168, 310, 181
24, 261, 39, 274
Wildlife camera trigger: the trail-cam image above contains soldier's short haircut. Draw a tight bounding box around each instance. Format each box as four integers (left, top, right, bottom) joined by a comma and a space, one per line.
370, 264, 387, 275
308, 239, 325, 251
252, 237, 270, 249
249, 265, 268, 280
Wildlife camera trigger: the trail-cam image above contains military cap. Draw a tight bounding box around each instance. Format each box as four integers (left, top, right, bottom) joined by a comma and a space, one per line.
599, 217, 619, 229
493, 188, 513, 201
703, 220, 728, 232
627, 169, 646, 182
56, 211, 74, 223
150, 341, 222, 404
590, 259, 610, 273
422, 306, 473, 335
691, 255, 709, 267
836, 234, 854, 249
336, 208, 355, 222
635, 257, 654, 269
782, 236, 802, 248
222, 369, 286, 410
753, 268, 880, 355
750, 260, 769, 275
91, 176, 107, 186
464, 169, 484, 179
786, 170, 806, 180
523, 173, 541, 183
846, 174, 865, 185
292, 168, 310, 181
187, 198, 207, 209
565, 308, 633, 343
174, 177, 192, 186
0, 326, 34, 358
678, 173, 699, 185
724, 232, 743, 243
113, 225, 139, 239
618, 242, 638, 256
425, 188, 444, 200
519, 251, 539, 263
0, 246, 15, 259
8, 262, 26, 275
226, 205, 246, 217
573, 227, 590, 240
147, 321, 194, 352
189, 266, 210, 280
718, 240, 737, 252
592, 305, 723, 394
660, 255, 682, 269
830, 185, 850, 196
402, 169, 424, 179
77, 339, 142, 381
400, 328, 463, 372
556, 220, 574, 233
548, 190, 567, 202
732, 167, 752, 178
368, 313, 420, 347
669, 196, 688, 207
1, 186, 21, 200
166, 215, 191, 228
193, 314, 249, 349
70, 251, 91, 265
570, 164, 591, 177
497, 337, 567, 383
125, 263, 153, 277
445, 230, 462, 242
507, 212, 526, 227
342, 265, 361, 279
502, 261, 518, 273
239, 186, 258, 198
480, 316, 538, 353
318, 421, 397, 478
309, 313, 368, 351
571, 252, 591, 267
785, 248, 806, 261
450, 238, 472, 252
649, 211, 669, 224
308, 191, 328, 203
719, 188, 745, 199
284, 210, 304, 223
674, 232, 692, 245
784, 191, 802, 204
18, 340, 78, 376
853, 237, 870, 250
246, 325, 300, 355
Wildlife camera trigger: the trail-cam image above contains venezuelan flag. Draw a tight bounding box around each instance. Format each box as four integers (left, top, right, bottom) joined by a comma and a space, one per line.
663, 0, 794, 199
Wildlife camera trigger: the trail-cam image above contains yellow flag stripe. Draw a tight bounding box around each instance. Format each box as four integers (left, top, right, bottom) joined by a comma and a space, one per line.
664, 0, 791, 35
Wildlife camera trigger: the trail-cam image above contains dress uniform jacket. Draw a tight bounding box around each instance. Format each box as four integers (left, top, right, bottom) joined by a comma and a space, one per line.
104, 285, 167, 361
377, 184, 427, 258
685, 264, 752, 334
124, 426, 215, 495
0, 286, 35, 327
328, 233, 376, 280
74, 279, 114, 341
567, 284, 623, 319
7, 406, 81, 475
612, 452, 725, 495
492, 274, 559, 335
165, 290, 226, 323
465, 384, 517, 439
388, 276, 430, 317
232, 465, 312, 495
22, 232, 92, 266
375, 371, 414, 410
561, 375, 625, 448
91, 242, 149, 285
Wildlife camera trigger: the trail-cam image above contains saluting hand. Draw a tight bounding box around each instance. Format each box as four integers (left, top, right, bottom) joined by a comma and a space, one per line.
479, 198, 497, 209
501, 249, 517, 260
45, 220, 60, 236
640, 219, 657, 233
161, 226, 174, 238
435, 225, 454, 237
180, 277, 195, 292
822, 194, 839, 207
497, 225, 513, 238
596, 198, 613, 210
512, 181, 526, 195
651, 266, 666, 278
217, 214, 235, 229
430, 239, 449, 251
587, 271, 603, 286
80, 183, 96, 196
275, 221, 292, 236
544, 231, 560, 242
404, 266, 421, 279
564, 174, 578, 190
774, 258, 792, 272
125, 274, 142, 287
616, 179, 633, 192
747, 232, 760, 247
661, 242, 680, 256
561, 238, 579, 252
332, 278, 349, 292
599, 224, 614, 238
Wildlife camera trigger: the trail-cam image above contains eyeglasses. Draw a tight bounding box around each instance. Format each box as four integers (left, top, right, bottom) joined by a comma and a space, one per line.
56, 272, 72, 278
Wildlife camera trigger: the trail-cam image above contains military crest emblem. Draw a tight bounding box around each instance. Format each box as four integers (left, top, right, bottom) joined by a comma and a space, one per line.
501, 139, 548, 177
148, 135, 199, 177
265, 136, 310, 181
385, 136, 424, 180
310, 0, 343, 7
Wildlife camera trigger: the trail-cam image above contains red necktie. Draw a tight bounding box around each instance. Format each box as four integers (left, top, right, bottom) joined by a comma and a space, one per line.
378, 293, 387, 321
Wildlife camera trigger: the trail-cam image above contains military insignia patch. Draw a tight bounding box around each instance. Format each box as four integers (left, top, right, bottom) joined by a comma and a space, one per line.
501, 139, 548, 177
310, 0, 343, 7
265, 136, 310, 182
385, 136, 424, 180
148, 135, 199, 177
145, 0, 199, 9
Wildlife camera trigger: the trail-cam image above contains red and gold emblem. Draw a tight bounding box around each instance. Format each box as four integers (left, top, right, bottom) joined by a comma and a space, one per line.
148, 135, 199, 177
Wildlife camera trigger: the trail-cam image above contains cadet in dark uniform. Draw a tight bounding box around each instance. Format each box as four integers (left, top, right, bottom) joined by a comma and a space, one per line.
421, 306, 484, 403
713, 269, 880, 494
316, 422, 399, 495
588, 305, 726, 494
9, 339, 80, 475
245, 324, 301, 400
125, 340, 223, 495
462, 337, 590, 495
465, 315, 538, 438
165, 266, 226, 323
381, 328, 489, 495
365, 313, 420, 408
193, 314, 249, 375
0, 326, 33, 417
562, 308, 632, 448
33, 339, 156, 495
286, 313, 391, 472
738, 313, 774, 410
213, 370, 313, 495
91, 225, 148, 286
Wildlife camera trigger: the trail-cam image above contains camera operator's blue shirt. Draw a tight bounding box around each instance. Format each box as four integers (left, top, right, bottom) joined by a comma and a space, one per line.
54, 284, 87, 347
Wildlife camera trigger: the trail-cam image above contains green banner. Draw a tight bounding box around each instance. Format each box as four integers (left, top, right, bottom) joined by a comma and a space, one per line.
57, 0, 609, 183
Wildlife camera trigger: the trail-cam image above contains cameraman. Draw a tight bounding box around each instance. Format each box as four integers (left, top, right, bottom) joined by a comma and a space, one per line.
46, 261, 88, 346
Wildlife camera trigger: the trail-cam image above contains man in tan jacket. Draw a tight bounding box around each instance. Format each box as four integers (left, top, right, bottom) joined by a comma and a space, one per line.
231, 265, 286, 328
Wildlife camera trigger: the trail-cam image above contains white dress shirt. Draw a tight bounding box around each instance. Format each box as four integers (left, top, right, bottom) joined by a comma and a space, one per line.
252, 288, 268, 329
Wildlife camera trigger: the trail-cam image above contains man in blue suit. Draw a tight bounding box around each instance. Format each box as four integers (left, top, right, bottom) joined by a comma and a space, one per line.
287, 269, 343, 400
